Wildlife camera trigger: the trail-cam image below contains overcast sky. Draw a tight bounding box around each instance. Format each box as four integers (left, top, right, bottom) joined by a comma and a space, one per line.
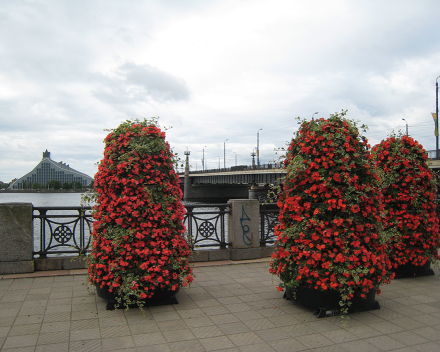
2, 0, 440, 183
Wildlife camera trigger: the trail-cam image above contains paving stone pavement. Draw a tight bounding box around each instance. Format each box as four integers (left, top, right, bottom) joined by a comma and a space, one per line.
1, 259, 440, 351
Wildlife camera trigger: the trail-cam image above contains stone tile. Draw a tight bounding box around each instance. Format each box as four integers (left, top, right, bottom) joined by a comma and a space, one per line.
70, 328, 101, 341
70, 319, 99, 330
392, 317, 426, 330
295, 332, 334, 349
69, 339, 102, 352
412, 341, 440, 352
365, 335, 407, 350
168, 339, 206, 352
101, 335, 135, 351
99, 316, 128, 328
191, 325, 224, 339
37, 331, 70, 345
268, 337, 308, 352
218, 321, 250, 335
209, 313, 240, 325
2, 334, 39, 349
100, 325, 132, 338
128, 322, 160, 335
14, 314, 44, 325
133, 332, 166, 346
35, 342, 69, 352
389, 331, 430, 347
177, 308, 207, 319
8, 323, 41, 336
40, 321, 70, 333
243, 318, 277, 331
43, 312, 71, 323
239, 342, 277, 352
162, 328, 196, 342
156, 319, 187, 332
346, 325, 382, 339
412, 326, 440, 341
321, 329, 359, 344
202, 305, 230, 316
184, 316, 215, 328
228, 331, 264, 346
199, 336, 236, 351
255, 327, 291, 342
366, 321, 404, 334
339, 339, 381, 352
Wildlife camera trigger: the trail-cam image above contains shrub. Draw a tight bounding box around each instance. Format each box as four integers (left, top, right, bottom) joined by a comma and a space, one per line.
372, 134, 440, 267
270, 111, 393, 311
87, 118, 193, 308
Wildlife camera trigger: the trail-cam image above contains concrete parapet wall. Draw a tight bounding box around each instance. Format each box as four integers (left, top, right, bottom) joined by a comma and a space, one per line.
0, 203, 34, 274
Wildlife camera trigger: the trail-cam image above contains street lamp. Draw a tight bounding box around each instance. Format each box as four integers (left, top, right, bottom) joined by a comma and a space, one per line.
202, 146, 207, 171
257, 128, 262, 167
224, 139, 228, 169
402, 118, 408, 136
436, 76, 440, 159
312, 112, 319, 120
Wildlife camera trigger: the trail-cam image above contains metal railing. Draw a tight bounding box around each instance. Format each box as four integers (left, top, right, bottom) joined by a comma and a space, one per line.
33, 206, 94, 258
184, 204, 231, 249
32, 203, 234, 257
260, 203, 279, 245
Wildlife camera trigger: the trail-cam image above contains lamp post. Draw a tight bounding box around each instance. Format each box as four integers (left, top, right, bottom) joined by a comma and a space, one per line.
202, 146, 207, 171
402, 118, 408, 135
257, 128, 262, 167
224, 139, 228, 169
312, 112, 319, 120
436, 76, 440, 159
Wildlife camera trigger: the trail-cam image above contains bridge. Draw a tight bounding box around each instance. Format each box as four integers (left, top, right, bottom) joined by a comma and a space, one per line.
178, 163, 286, 202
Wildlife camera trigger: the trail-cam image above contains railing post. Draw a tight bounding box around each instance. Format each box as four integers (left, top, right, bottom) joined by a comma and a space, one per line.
227, 199, 262, 260
0, 203, 34, 274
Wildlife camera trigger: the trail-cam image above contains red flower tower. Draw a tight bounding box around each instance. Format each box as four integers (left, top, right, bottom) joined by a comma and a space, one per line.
270, 111, 393, 316
373, 135, 440, 277
87, 118, 193, 309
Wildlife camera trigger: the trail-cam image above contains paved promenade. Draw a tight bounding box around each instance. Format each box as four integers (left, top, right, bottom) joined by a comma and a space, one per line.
1, 259, 440, 351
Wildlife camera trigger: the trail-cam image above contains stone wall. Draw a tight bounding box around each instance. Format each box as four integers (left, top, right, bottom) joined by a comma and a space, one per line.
0, 203, 34, 274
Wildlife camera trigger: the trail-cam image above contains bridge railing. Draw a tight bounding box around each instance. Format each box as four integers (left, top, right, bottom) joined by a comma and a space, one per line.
178, 163, 284, 175
31, 202, 279, 257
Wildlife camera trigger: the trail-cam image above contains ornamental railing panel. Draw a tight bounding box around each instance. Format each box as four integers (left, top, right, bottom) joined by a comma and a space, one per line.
33, 206, 94, 258
259, 203, 279, 245
32, 204, 232, 257
184, 204, 231, 249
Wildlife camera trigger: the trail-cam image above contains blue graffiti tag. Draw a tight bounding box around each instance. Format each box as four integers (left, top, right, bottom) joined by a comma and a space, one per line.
240, 205, 252, 246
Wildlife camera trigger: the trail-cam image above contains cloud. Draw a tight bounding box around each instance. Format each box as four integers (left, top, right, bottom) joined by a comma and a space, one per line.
92, 62, 190, 106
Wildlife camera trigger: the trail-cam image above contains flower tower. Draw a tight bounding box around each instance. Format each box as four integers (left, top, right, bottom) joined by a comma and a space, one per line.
270, 111, 393, 315
87, 118, 193, 309
372, 135, 439, 276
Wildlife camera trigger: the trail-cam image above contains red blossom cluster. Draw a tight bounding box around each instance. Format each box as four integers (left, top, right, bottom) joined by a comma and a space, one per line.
372, 135, 440, 267
87, 120, 193, 304
270, 113, 393, 302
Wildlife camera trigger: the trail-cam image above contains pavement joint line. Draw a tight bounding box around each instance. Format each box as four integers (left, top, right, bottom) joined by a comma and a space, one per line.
0, 257, 273, 280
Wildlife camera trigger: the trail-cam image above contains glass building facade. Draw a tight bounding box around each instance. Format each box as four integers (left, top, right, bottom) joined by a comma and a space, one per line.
10, 150, 94, 189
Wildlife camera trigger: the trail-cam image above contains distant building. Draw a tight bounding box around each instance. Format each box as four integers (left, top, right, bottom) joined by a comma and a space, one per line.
9, 150, 94, 190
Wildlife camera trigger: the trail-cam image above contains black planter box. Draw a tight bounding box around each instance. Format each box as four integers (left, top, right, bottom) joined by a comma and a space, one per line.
96, 284, 180, 310
393, 261, 434, 279
284, 286, 380, 318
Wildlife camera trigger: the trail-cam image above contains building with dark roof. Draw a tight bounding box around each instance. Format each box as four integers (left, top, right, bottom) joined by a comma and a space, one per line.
9, 150, 94, 190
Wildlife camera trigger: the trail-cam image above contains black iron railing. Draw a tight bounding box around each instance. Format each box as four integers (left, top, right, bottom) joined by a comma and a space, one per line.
32, 204, 232, 257
259, 203, 279, 245
33, 206, 94, 258
184, 204, 231, 249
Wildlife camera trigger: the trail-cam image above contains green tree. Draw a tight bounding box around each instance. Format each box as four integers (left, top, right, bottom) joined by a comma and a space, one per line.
32, 183, 40, 190
62, 182, 71, 190
48, 180, 61, 190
